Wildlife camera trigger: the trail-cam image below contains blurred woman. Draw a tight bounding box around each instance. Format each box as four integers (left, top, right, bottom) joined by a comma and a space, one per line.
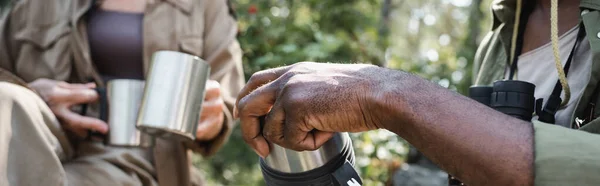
0, 0, 244, 185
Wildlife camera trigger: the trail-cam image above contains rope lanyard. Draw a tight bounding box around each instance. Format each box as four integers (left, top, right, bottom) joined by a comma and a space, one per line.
507, 0, 586, 114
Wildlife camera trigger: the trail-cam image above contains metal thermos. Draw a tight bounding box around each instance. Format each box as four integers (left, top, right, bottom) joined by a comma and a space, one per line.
260, 132, 363, 186
105, 79, 153, 147
136, 51, 211, 142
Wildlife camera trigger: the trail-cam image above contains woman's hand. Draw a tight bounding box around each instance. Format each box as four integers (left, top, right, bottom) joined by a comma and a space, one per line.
235, 62, 391, 157
196, 80, 226, 141
28, 78, 108, 137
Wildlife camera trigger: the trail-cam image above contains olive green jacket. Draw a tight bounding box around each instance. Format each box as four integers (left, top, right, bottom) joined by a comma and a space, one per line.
473, 0, 600, 185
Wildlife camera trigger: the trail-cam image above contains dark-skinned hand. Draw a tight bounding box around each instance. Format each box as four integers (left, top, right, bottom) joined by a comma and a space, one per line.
235, 62, 391, 158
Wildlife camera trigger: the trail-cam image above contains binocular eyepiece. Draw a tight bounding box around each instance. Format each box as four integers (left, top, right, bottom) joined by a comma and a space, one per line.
469, 80, 536, 121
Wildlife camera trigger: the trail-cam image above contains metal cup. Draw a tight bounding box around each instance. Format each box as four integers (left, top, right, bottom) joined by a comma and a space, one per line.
105, 79, 153, 147
136, 51, 211, 142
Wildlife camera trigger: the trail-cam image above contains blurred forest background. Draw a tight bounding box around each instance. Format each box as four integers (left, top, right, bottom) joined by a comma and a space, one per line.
196, 0, 494, 185
0, 0, 494, 185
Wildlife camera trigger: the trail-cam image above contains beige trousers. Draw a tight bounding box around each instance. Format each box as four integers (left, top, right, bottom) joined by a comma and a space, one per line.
0, 82, 158, 186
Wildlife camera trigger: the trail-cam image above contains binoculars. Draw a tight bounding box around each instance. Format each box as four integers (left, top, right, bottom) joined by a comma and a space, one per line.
468, 80, 536, 121
450, 79, 549, 186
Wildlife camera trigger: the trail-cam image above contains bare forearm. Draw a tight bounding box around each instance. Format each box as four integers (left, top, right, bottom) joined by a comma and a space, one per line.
375, 70, 533, 185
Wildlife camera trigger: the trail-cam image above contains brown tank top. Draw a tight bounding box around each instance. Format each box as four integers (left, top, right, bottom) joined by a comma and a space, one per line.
87, 8, 144, 82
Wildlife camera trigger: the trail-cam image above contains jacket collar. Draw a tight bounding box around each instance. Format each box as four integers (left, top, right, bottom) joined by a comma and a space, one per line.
490, 0, 600, 65
162, 0, 193, 14
491, 0, 600, 29
490, 0, 517, 30
91, 0, 193, 14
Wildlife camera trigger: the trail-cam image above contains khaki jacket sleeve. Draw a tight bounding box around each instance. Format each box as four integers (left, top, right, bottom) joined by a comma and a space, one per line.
185, 0, 244, 157
533, 121, 600, 185
0, 4, 29, 88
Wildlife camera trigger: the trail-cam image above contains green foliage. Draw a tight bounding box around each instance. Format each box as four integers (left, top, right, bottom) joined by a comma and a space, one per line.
196, 0, 493, 185
194, 127, 265, 186
236, 0, 388, 79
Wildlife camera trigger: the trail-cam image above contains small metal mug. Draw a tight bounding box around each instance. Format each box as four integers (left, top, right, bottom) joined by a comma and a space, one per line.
105, 79, 153, 147
136, 51, 211, 142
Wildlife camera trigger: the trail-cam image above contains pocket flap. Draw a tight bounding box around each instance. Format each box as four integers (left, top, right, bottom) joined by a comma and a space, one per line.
179, 36, 204, 57
15, 23, 71, 48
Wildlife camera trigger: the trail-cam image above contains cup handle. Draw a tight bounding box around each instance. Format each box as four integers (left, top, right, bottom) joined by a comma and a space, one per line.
79, 87, 107, 141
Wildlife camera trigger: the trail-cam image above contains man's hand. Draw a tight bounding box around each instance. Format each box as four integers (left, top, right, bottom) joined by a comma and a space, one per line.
235, 62, 389, 157
29, 78, 108, 137
196, 80, 225, 141
236, 62, 533, 185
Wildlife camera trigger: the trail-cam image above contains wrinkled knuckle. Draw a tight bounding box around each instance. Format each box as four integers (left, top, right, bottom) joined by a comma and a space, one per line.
249, 70, 271, 83
236, 95, 246, 106
284, 92, 309, 107
262, 131, 279, 142
280, 71, 297, 80
262, 132, 274, 141
282, 78, 301, 89
237, 98, 249, 114
246, 74, 261, 85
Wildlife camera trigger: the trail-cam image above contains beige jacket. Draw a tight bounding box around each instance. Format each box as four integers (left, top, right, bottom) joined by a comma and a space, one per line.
0, 0, 243, 185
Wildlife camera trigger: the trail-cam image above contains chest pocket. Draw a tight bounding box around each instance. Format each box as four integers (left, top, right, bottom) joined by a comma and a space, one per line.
179, 35, 204, 58
13, 23, 72, 82
177, 1, 205, 59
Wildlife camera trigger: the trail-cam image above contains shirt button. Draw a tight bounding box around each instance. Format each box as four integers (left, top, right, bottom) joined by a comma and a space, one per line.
596, 32, 600, 39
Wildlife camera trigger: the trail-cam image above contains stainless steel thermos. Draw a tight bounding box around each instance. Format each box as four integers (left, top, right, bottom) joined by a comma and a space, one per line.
260, 132, 363, 186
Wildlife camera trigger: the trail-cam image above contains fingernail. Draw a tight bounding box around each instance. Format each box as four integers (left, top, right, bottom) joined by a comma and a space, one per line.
233, 108, 239, 118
